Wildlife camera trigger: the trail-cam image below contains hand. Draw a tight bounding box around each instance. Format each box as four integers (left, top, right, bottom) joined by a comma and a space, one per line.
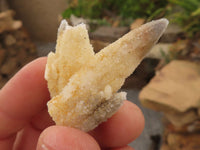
0, 57, 144, 150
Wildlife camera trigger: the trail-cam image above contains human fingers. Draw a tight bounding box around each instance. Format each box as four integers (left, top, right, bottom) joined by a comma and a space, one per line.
13, 108, 55, 150
36, 101, 143, 150
0, 57, 49, 148
31, 108, 55, 131
0, 136, 15, 150
13, 124, 41, 150
90, 100, 144, 148
37, 126, 101, 150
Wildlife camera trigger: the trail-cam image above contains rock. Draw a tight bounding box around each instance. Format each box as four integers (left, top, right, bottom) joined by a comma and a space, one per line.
14, 29, 28, 40
4, 34, 16, 46
167, 133, 200, 150
25, 41, 37, 54
0, 10, 37, 88
164, 120, 200, 133
11, 21, 22, 30
8, 47, 17, 56
90, 26, 129, 42
198, 109, 200, 116
161, 120, 200, 150
164, 110, 199, 127
29, 47, 37, 55
160, 24, 183, 43
16, 49, 27, 64
187, 121, 200, 132
90, 40, 110, 52
0, 57, 17, 75
146, 43, 172, 59
160, 144, 170, 150
0, 10, 22, 33
130, 18, 145, 30
190, 41, 200, 61
0, 49, 6, 66
140, 60, 200, 113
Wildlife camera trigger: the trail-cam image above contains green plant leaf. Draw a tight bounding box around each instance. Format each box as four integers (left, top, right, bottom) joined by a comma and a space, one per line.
148, 8, 165, 21
192, 8, 200, 16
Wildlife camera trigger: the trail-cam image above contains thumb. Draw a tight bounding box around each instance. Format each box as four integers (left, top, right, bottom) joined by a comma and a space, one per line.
36, 126, 100, 150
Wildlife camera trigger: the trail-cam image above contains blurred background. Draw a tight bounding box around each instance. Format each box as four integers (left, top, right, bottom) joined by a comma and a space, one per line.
0, 0, 200, 149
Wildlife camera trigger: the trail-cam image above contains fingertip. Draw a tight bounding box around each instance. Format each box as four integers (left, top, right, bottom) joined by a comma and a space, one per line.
0, 57, 49, 138
37, 126, 100, 150
0, 57, 49, 119
90, 100, 144, 148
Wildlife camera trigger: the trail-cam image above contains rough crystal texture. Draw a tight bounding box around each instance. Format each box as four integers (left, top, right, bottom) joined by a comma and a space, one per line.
45, 19, 168, 132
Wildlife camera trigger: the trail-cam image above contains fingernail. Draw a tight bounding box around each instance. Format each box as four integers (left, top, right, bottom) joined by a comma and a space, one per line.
41, 144, 49, 150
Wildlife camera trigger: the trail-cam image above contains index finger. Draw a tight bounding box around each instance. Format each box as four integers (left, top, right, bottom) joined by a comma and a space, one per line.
0, 57, 50, 139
